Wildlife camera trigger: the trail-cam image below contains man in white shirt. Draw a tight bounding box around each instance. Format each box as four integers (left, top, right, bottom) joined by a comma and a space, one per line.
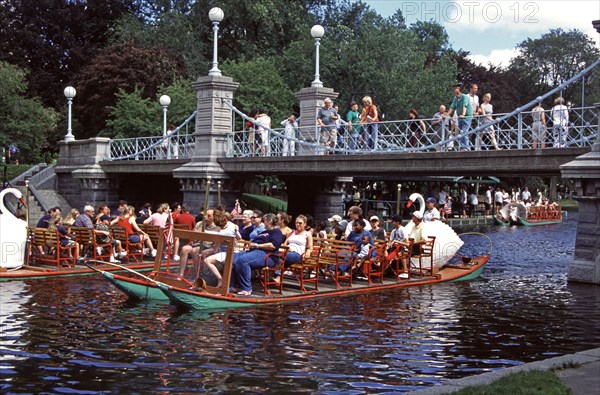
344, 205, 371, 237
484, 187, 493, 217
550, 97, 569, 147
522, 187, 532, 204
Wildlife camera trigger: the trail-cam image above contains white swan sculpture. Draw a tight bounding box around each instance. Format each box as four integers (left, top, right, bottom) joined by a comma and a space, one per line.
403, 193, 464, 269
0, 188, 27, 269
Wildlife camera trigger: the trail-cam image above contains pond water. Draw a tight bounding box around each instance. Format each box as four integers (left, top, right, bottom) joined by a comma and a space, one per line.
1, 212, 599, 394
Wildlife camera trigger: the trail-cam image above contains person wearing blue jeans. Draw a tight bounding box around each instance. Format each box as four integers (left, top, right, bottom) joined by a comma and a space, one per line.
445, 84, 473, 151
359, 96, 379, 151
229, 213, 285, 296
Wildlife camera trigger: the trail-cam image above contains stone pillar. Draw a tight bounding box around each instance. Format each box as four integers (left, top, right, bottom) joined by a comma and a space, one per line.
173, 75, 240, 209
294, 87, 338, 155
560, 103, 600, 284
285, 176, 351, 221
55, 138, 118, 209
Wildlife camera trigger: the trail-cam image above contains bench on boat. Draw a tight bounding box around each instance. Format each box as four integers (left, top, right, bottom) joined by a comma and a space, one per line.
28, 227, 77, 268
138, 224, 161, 249
71, 226, 114, 262
312, 238, 356, 288
110, 226, 144, 263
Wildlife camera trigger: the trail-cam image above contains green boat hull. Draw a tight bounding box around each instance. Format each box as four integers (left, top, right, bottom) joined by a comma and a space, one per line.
103, 272, 169, 300
157, 282, 255, 309
517, 217, 562, 226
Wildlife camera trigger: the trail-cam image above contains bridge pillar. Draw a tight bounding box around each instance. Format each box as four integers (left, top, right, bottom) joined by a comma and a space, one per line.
295, 87, 338, 155
560, 103, 600, 285
173, 75, 241, 209
285, 176, 351, 221
55, 138, 119, 209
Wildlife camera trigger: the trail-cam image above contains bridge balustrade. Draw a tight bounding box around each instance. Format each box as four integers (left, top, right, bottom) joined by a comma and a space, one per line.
225, 105, 598, 157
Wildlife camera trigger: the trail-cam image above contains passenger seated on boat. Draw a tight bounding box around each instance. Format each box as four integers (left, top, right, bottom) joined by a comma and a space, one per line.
354, 234, 374, 271
343, 219, 373, 274
96, 215, 125, 259
112, 205, 156, 258
177, 208, 221, 277
49, 216, 80, 262
248, 210, 265, 241
239, 210, 255, 241
381, 214, 407, 269
197, 211, 238, 287
229, 213, 285, 296
73, 205, 95, 228
36, 206, 61, 228
397, 212, 426, 279
273, 214, 314, 284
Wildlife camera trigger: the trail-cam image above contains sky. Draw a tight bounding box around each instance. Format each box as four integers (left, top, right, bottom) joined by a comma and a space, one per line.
364, 0, 600, 67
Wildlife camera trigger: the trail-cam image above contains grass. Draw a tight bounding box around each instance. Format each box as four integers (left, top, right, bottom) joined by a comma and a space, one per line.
2, 163, 32, 182
450, 370, 572, 395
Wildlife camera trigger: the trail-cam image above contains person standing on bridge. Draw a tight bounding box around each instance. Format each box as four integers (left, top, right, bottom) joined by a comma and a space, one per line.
346, 101, 361, 150
444, 84, 473, 151
479, 93, 501, 150
531, 102, 547, 149
255, 109, 271, 156
317, 98, 339, 153
359, 96, 379, 150
281, 114, 298, 156
550, 97, 569, 148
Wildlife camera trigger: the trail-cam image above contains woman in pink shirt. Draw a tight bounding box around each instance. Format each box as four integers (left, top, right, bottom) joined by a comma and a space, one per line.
144, 203, 170, 228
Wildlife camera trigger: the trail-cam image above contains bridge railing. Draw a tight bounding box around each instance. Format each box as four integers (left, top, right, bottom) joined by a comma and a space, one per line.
224, 104, 598, 157
106, 111, 197, 160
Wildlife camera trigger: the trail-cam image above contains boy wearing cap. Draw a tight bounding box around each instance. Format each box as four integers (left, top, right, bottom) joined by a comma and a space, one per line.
423, 197, 441, 222
95, 215, 126, 259
382, 214, 408, 272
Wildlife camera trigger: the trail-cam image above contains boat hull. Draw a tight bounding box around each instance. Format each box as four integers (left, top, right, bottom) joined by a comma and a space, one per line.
517, 217, 562, 226
0, 261, 157, 281
493, 216, 510, 226
103, 272, 169, 300
158, 256, 489, 310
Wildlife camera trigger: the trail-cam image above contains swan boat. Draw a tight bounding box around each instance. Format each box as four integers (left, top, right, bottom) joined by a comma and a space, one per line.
0, 187, 159, 281
495, 202, 562, 226
93, 224, 490, 310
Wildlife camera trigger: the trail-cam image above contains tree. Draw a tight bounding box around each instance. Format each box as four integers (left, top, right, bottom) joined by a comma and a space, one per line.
75, 43, 186, 138
0, 62, 57, 163
0, 0, 136, 108
509, 29, 599, 100
222, 58, 296, 127
104, 78, 196, 139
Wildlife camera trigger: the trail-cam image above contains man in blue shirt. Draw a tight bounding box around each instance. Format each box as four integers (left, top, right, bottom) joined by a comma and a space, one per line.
445, 84, 473, 151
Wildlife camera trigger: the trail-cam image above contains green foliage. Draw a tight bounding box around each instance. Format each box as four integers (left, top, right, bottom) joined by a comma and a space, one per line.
0, 62, 57, 163
105, 78, 196, 139
222, 58, 296, 125
75, 43, 186, 138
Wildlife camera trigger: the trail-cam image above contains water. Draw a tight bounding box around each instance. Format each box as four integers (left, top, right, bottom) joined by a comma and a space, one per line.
1, 212, 599, 394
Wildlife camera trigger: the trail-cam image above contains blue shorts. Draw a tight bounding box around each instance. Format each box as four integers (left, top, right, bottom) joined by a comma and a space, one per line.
128, 234, 141, 243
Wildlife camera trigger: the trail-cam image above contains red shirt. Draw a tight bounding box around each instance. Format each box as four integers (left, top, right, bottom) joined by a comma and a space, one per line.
174, 212, 196, 230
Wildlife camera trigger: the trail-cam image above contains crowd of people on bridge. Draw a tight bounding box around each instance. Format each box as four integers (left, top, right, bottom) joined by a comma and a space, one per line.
243, 84, 572, 155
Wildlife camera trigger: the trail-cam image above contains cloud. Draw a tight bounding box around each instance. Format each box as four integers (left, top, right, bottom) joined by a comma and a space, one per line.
468, 48, 520, 68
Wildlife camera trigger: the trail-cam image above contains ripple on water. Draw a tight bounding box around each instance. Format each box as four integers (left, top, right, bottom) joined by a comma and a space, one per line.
1, 213, 599, 393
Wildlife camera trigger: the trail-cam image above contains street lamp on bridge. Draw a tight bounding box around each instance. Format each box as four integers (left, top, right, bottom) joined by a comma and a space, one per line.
208, 7, 224, 77
159, 94, 171, 137
63, 86, 76, 142
310, 24, 325, 88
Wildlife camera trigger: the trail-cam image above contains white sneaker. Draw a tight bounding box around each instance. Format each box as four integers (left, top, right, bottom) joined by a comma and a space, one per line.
151, 249, 157, 258
96, 247, 103, 255
173, 255, 180, 262
143, 248, 149, 256
117, 252, 127, 259
110, 256, 120, 263
399, 273, 409, 279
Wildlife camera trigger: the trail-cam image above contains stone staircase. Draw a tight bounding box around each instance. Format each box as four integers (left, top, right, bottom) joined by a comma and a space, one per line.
6, 163, 72, 228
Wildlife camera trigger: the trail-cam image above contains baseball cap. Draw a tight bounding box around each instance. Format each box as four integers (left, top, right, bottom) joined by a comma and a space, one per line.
412, 212, 423, 220
389, 214, 402, 222
369, 215, 379, 222
99, 215, 111, 221
426, 197, 437, 204
328, 215, 342, 222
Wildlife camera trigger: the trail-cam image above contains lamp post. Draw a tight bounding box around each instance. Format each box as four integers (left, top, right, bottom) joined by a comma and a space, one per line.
208, 7, 224, 77
396, 184, 402, 214
310, 24, 325, 88
63, 86, 76, 142
159, 95, 171, 137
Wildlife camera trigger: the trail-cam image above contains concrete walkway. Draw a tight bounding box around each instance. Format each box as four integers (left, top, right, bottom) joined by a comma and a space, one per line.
406, 348, 600, 395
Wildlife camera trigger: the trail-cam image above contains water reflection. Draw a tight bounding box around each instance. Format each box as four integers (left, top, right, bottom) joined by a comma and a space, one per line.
1, 212, 599, 393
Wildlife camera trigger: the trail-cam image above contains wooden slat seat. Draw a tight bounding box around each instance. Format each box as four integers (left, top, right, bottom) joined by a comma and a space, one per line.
111, 226, 143, 263
71, 227, 94, 259
388, 239, 414, 281
29, 227, 77, 268
256, 245, 289, 295
290, 246, 321, 292
359, 239, 387, 285
313, 238, 355, 288
138, 224, 161, 250
411, 236, 436, 277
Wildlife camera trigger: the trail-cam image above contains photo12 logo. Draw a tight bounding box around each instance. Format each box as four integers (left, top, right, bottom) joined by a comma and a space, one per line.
401, 1, 540, 24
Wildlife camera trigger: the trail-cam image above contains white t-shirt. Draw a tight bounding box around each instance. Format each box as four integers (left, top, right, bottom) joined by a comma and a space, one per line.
551, 104, 568, 127
344, 218, 371, 237
423, 207, 441, 222
438, 190, 448, 205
